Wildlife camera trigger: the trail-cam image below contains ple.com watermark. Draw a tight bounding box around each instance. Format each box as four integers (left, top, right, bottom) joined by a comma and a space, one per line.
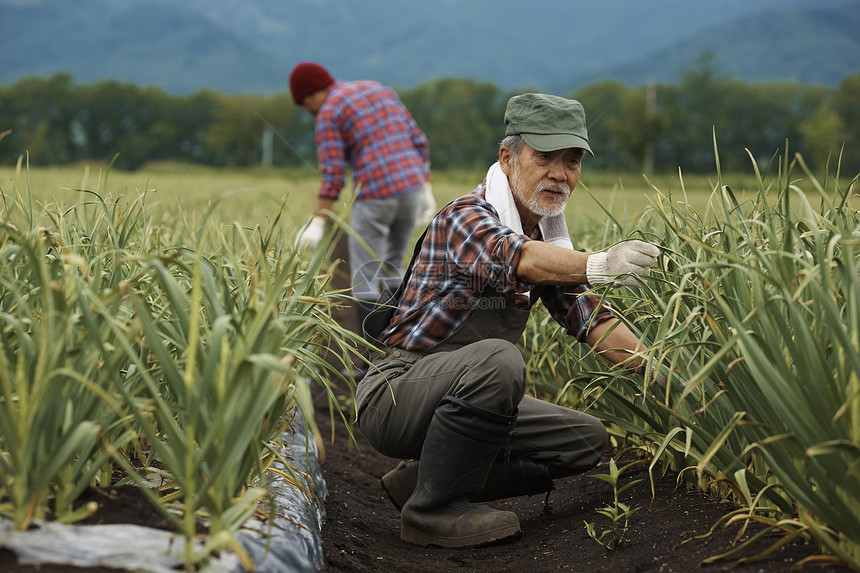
421, 294, 508, 310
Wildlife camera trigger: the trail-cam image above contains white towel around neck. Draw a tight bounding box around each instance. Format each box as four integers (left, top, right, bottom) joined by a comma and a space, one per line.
484, 161, 574, 250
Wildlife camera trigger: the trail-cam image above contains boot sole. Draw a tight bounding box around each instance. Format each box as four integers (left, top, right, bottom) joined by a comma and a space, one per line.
400, 521, 522, 548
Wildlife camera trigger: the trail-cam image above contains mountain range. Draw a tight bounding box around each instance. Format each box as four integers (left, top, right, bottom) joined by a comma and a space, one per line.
1, 0, 858, 95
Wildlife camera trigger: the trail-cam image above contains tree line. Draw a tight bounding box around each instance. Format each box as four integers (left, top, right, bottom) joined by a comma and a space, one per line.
2, 57, 858, 175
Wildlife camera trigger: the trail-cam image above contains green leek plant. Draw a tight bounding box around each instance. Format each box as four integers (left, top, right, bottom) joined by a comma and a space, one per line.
687, 155, 860, 566
635, 150, 860, 567
0, 160, 157, 530
93, 198, 360, 569
0, 223, 124, 529
1, 162, 365, 571
532, 144, 859, 569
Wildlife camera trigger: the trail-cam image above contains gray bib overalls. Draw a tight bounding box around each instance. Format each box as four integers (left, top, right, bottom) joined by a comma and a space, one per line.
355, 230, 607, 480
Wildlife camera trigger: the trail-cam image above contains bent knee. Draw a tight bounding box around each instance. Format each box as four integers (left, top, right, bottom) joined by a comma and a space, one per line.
579, 416, 609, 470
474, 339, 526, 387
456, 339, 527, 413
559, 414, 608, 476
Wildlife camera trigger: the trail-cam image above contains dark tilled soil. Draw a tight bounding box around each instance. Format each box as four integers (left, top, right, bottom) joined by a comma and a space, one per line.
314, 391, 851, 573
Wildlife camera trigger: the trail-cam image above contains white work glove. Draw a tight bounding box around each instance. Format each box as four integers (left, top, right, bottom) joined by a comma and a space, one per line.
586, 240, 660, 287
417, 182, 436, 225
645, 369, 668, 388
296, 215, 326, 249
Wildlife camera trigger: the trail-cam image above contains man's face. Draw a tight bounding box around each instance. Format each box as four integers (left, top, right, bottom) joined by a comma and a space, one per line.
302, 89, 328, 116
501, 143, 582, 219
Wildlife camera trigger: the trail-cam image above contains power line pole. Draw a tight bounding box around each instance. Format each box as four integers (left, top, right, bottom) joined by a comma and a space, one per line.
262, 124, 274, 167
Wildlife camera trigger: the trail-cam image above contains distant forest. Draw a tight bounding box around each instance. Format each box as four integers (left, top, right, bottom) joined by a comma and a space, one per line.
2, 58, 859, 175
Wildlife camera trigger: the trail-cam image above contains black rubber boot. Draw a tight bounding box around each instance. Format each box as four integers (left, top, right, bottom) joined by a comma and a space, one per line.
399, 396, 522, 547
382, 457, 554, 511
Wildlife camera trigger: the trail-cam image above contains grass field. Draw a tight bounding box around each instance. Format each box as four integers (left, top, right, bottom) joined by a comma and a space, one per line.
0, 160, 780, 240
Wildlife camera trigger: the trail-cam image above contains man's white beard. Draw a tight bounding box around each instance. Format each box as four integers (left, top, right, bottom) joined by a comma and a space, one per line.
510, 160, 571, 218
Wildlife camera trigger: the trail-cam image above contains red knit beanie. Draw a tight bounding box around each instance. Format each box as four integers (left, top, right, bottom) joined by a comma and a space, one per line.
289, 62, 335, 104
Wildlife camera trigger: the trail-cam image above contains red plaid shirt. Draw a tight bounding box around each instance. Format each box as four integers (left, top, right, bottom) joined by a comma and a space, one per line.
315, 80, 430, 200
380, 185, 615, 350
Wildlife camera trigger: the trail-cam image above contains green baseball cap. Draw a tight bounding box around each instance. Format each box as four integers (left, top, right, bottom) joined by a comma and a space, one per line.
504, 93, 593, 156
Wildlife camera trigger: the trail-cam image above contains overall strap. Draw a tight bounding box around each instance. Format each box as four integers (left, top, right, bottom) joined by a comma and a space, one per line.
361, 226, 429, 344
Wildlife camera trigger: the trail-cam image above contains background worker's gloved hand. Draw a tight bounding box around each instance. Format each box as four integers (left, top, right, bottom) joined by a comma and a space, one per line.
417, 182, 436, 225
586, 240, 660, 287
296, 215, 326, 249
649, 370, 668, 388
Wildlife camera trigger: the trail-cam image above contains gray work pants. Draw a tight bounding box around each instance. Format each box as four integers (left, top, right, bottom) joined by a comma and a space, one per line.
349, 189, 422, 303
356, 338, 608, 479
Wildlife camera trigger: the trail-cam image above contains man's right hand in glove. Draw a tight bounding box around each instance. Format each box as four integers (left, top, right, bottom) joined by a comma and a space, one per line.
296, 215, 326, 249
586, 240, 660, 287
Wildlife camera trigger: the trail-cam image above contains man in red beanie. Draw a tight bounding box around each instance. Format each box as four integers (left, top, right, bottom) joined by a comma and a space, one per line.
289, 62, 434, 337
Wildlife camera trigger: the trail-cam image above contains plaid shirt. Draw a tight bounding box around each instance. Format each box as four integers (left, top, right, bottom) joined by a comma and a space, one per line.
380, 184, 615, 350
315, 80, 430, 200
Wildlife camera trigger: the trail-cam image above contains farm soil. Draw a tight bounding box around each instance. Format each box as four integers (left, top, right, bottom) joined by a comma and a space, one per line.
313, 390, 850, 573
